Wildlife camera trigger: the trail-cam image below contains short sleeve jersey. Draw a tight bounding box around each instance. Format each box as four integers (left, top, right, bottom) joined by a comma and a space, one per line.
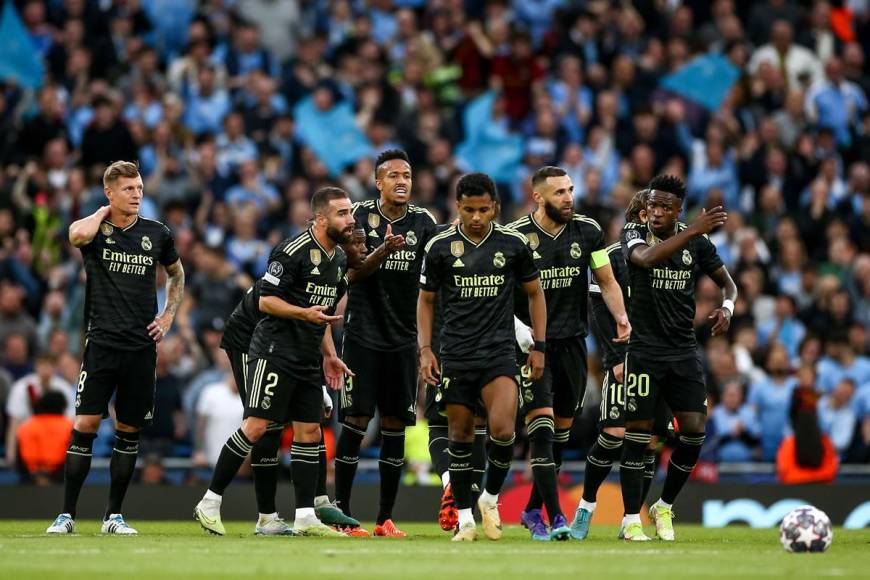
420, 224, 539, 367
248, 229, 348, 371
80, 217, 179, 350
507, 213, 606, 340
589, 242, 629, 369
220, 279, 262, 353
620, 222, 724, 361
344, 200, 439, 351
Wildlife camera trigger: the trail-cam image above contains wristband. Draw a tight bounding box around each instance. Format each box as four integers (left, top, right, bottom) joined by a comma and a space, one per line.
721, 299, 735, 317
532, 340, 546, 354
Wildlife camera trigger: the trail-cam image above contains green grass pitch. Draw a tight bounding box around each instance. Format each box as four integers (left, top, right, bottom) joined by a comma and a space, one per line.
0, 522, 867, 579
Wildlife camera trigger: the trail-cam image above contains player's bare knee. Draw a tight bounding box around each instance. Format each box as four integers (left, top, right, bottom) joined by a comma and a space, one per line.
525, 408, 553, 424
675, 412, 706, 434
73, 415, 101, 434
241, 417, 269, 442
626, 419, 654, 432
345, 415, 370, 430
293, 422, 321, 443
380, 416, 406, 430
603, 426, 625, 438
115, 421, 140, 434
488, 422, 515, 442
553, 416, 573, 431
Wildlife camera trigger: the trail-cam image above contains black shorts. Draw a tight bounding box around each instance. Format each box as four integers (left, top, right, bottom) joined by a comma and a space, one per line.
225, 348, 250, 403
517, 336, 587, 419
623, 352, 707, 422
339, 337, 418, 425
76, 341, 157, 428
596, 366, 674, 437
244, 357, 322, 424
424, 382, 446, 425
439, 357, 517, 412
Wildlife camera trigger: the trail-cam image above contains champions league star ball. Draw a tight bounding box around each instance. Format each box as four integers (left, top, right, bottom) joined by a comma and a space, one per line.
779, 505, 833, 553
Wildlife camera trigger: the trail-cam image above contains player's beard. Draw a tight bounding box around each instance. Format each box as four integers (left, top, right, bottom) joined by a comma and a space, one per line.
327, 224, 354, 245
543, 199, 572, 224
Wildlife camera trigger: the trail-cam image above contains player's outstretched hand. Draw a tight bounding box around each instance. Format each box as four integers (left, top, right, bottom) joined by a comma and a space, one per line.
147, 313, 172, 342
383, 223, 406, 253
525, 350, 545, 381
419, 347, 440, 386
323, 355, 354, 391
613, 317, 631, 344
708, 306, 732, 336
689, 206, 728, 235
304, 305, 342, 326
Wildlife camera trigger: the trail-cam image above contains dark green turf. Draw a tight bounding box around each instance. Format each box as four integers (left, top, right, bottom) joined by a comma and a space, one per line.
0, 522, 866, 579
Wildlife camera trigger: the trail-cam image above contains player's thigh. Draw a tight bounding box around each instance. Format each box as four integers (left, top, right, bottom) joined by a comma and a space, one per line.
115, 345, 158, 428
623, 352, 660, 423
245, 357, 292, 425
339, 337, 376, 421
481, 361, 520, 439
74, 341, 120, 417
225, 348, 249, 404
550, 337, 588, 421
652, 397, 675, 439
597, 368, 627, 431
661, 356, 708, 420
375, 346, 418, 425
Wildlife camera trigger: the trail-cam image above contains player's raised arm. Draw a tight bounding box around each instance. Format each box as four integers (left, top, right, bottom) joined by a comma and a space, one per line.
417, 288, 439, 385
707, 266, 738, 336
591, 259, 631, 344
522, 277, 546, 380
347, 223, 405, 283
68, 205, 111, 247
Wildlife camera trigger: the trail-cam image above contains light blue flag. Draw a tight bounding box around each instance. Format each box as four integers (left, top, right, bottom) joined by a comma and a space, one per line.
293, 96, 372, 177
660, 53, 739, 112
455, 91, 523, 183
0, 1, 44, 89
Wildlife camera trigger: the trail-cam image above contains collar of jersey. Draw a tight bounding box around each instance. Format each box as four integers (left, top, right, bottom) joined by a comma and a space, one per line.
529, 212, 566, 240
308, 227, 336, 260
104, 216, 139, 232
457, 223, 493, 247
376, 200, 408, 223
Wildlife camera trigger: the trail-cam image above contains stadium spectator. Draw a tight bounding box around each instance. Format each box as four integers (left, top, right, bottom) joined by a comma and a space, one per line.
710, 380, 761, 462
817, 378, 858, 456
749, 345, 799, 461
4, 354, 72, 471
193, 371, 243, 468
777, 381, 839, 484
15, 391, 72, 485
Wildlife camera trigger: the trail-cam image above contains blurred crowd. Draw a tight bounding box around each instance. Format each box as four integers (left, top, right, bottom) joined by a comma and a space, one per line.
0, 0, 869, 485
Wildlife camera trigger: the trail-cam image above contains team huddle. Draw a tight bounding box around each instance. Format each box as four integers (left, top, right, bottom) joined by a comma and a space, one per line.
46, 150, 737, 543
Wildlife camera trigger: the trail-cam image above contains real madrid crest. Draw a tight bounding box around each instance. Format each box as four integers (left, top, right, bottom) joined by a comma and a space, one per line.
406, 230, 417, 246
570, 242, 582, 259
100, 223, 113, 236
450, 241, 464, 257
682, 249, 693, 266
493, 251, 505, 268
527, 232, 539, 250
368, 213, 380, 229
141, 236, 152, 251
310, 249, 322, 265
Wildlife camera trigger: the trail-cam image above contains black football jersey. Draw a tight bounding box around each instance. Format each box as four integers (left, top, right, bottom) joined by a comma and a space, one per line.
220, 279, 262, 353
248, 229, 348, 371
420, 224, 539, 367
589, 242, 629, 369
620, 222, 724, 361
507, 213, 606, 340
80, 217, 179, 350
344, 200, 439, 351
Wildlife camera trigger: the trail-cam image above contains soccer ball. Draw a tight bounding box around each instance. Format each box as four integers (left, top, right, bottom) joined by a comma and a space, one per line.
779, 505, 833, 553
